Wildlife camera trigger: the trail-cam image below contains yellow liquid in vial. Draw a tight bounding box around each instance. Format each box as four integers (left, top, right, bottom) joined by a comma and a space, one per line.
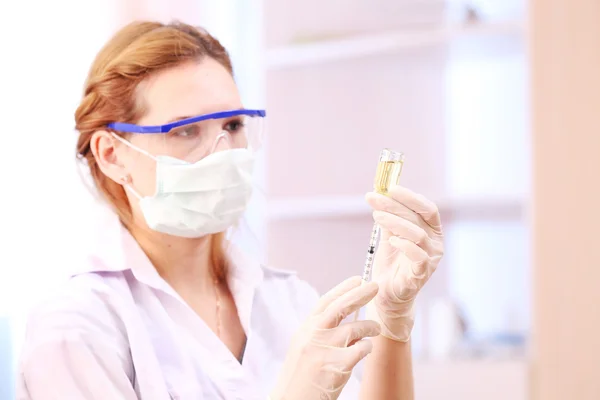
374, 160, 404, 194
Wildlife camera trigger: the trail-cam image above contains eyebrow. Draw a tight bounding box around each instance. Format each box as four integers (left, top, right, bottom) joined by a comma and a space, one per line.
165, 108, 246, 125
166, 116, 193, 124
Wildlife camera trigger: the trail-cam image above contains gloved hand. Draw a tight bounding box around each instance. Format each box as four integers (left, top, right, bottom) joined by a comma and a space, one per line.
365, 185, 444, 342
270, 276, 381, 400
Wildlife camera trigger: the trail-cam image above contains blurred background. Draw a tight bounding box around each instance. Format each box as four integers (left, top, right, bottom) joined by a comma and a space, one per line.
0, 0, 598, 399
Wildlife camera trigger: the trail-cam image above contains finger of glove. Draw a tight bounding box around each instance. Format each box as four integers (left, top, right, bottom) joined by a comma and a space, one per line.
388, 185, 442, 230
366, 188, 442, 232
320, 281, 379, 329
367, 192, 436, 237
313, 276, 362, 315
329, 320, 381, 347
341, 339, 375, 369
389, 237, 433, 278
372, 210, 437, 255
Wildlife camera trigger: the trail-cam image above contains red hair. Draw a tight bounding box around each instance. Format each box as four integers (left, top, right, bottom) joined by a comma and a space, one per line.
75, 21, 233, 281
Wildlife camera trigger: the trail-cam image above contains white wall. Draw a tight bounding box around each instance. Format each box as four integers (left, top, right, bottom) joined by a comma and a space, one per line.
0, 1, 121, 397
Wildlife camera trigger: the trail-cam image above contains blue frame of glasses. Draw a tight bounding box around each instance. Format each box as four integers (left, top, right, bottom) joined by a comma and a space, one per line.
107, 109, 266, 134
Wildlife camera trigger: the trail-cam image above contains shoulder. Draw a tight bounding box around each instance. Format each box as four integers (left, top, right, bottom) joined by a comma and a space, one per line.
21, 272, 131, 362
28, 272, 127, 320
16, 273, 140, 399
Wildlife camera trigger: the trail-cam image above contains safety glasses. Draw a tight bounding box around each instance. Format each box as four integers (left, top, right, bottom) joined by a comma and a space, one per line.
107, 109, 266, 163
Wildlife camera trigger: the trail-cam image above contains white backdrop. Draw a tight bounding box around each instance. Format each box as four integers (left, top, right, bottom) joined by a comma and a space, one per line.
0, 2, 119, 397
0, 0, 118, 349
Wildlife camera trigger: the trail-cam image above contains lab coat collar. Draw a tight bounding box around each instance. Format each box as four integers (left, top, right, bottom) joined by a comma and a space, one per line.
73, 210, 264, 333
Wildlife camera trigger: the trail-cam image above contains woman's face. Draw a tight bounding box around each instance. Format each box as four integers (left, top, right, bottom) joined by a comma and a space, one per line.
93, 57, 244, 224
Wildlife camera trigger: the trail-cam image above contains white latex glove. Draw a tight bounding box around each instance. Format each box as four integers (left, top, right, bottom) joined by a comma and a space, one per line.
270, 276, 381, 400
365, 185, 444, 342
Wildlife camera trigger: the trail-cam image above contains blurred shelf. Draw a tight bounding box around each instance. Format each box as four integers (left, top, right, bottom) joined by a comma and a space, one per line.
267, 194, 525, 221
266, 19, 525, 70
413, 358, 528, 400
268, 195, 368, 220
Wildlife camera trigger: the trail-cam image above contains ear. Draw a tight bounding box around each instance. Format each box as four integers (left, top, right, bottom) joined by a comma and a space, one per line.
90, 130, 129, 184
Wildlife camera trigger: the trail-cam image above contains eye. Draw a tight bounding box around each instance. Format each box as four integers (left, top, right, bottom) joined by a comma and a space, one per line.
171, 123, 201, 138
224, 118, 245, 134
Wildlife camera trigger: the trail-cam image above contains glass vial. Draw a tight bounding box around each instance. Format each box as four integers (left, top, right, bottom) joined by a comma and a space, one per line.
374, 148, 405, 195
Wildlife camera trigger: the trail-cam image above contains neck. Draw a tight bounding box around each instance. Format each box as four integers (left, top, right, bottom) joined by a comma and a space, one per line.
130, 223, 219, 294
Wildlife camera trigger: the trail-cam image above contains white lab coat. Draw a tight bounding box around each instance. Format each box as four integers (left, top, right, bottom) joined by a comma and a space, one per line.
15, 216, 361, 400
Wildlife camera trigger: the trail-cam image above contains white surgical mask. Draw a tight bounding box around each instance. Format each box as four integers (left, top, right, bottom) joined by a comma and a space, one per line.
113, 134, 255, 238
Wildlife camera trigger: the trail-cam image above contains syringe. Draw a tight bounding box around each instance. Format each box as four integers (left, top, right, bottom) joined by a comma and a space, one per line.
354, 148, 404, 321
361, 224, 380, 283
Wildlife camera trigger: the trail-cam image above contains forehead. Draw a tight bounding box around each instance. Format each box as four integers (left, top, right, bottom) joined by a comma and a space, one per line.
137, 58, 241, 125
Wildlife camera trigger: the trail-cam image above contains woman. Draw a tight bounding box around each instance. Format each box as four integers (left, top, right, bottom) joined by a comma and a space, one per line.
17, 21, 444, 400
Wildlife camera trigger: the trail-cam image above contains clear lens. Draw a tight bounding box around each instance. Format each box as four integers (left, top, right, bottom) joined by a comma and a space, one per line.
127, 114, 264, 163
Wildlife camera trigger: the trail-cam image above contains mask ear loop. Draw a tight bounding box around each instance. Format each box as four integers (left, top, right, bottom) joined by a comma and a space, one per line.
111, 132, 155, 200
118, 174, 142, 200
